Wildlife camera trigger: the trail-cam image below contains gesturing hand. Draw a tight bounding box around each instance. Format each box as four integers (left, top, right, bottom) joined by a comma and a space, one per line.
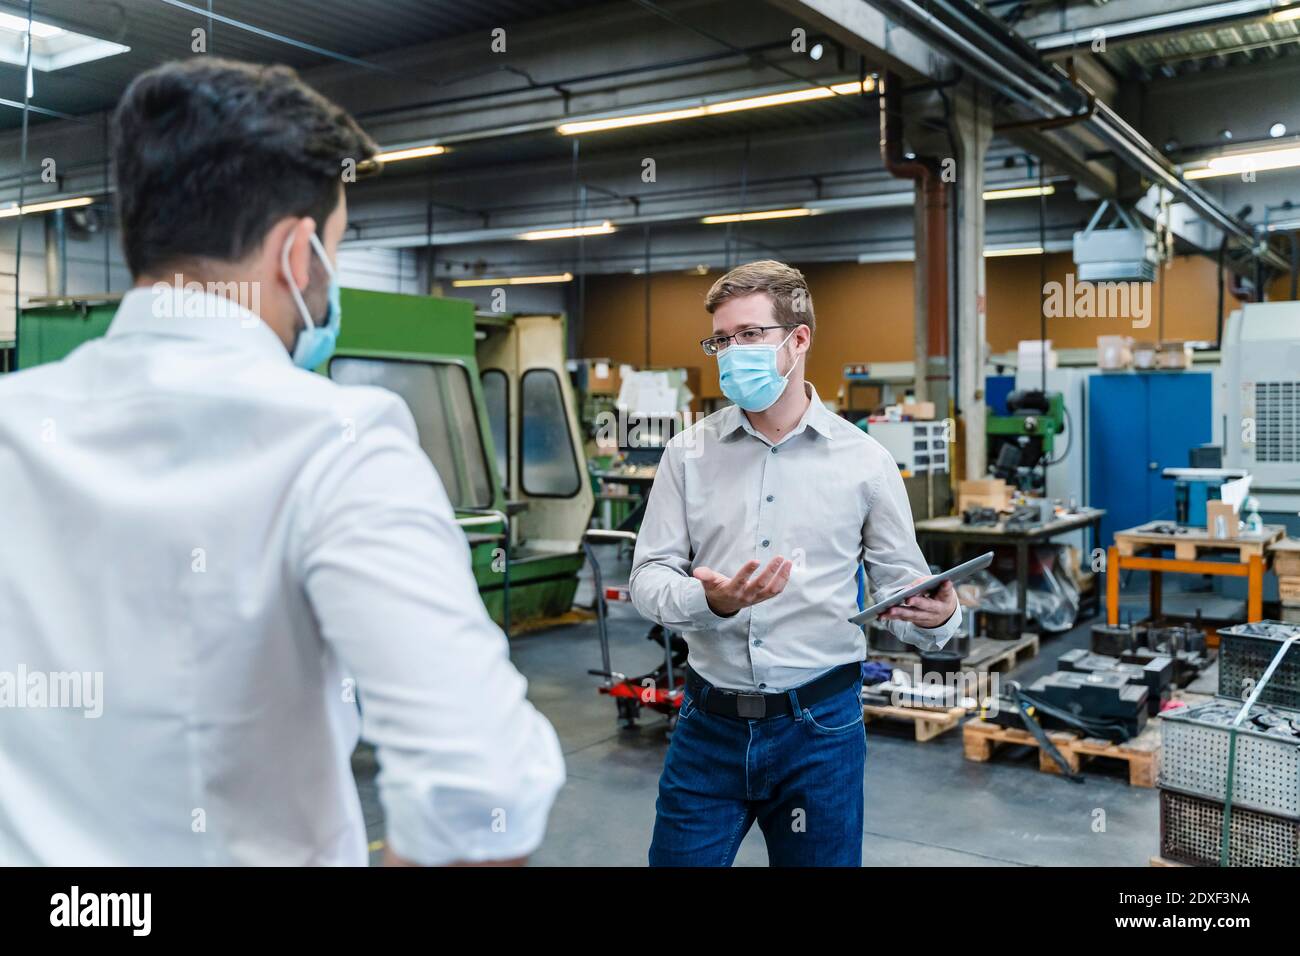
878, 578, 958, 630
693, 556, 793, 618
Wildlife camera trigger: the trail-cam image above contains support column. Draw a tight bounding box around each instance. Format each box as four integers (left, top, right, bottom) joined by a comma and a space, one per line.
951, 84, 992, 480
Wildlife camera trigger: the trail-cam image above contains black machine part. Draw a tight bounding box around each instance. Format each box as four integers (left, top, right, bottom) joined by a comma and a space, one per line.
1027, 671, 1149, 741
1058, 648, 1173, 715
1005, 389, 1053, 418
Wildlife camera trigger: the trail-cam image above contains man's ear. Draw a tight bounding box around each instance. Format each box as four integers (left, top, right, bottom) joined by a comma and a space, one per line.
278, 217, 318, 292
795, 323, 812, 355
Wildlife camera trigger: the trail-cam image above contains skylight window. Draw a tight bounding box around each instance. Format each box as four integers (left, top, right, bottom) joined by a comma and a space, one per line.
0, 8, 129, 71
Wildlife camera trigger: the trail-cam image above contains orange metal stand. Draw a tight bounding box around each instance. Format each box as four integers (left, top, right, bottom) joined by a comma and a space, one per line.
1107, 546, 1264, 626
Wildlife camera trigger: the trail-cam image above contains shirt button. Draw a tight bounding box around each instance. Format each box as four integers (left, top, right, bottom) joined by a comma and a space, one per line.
753, 639, 763, 647
759, 683, 768, 689
766, 495, 774, 502
761, 539, 770, 548
770, 447, 778, 454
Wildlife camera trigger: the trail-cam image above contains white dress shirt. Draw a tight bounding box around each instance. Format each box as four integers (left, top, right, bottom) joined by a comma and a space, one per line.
630, 383, 960, 692
0, 287, 564, 866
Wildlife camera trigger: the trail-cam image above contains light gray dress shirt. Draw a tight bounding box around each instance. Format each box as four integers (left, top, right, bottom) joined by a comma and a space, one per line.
630, 384, 960, 692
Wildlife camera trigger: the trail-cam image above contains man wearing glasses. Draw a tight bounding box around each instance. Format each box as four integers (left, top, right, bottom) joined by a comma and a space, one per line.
630, 259, 960, 867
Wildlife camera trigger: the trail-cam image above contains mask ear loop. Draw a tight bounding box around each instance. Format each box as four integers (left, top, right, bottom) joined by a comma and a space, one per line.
280, 230, 336, 331
778, 326, 801, 382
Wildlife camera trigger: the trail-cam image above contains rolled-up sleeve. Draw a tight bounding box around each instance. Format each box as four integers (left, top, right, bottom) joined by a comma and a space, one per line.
629, 440, 731, 631
299, 396, 564, 866
861, 458, 962, 652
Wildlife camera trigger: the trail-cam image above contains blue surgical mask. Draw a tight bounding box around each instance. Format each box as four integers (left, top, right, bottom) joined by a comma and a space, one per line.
280, 230, 341, 370
717, 327, 797, 412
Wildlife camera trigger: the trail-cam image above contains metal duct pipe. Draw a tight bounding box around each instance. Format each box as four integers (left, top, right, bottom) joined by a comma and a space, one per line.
879, 73, 949, 402
866, 0, 1288, 272
44, 208, 66, 298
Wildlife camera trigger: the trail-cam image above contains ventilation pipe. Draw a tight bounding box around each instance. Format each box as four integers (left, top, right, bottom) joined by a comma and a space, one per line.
44, 208, 66, 298
880, 72, 949, 404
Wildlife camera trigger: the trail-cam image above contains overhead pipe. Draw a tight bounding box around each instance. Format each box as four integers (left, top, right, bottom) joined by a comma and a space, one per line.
44, 208, 66, 298
879, 73, 949, 401
866, 0, 1290, 273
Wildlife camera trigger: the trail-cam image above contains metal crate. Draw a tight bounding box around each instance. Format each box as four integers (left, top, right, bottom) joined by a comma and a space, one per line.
1160, 787, 1300, 867
1216, 621, 1300, 709
1159, 698, 1300, 819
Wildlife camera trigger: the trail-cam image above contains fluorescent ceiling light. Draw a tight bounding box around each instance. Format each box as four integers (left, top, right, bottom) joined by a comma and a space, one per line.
984, 184, 1056, 200
984, 245, 1044, 257
517, 221, 615, 241
700, 208, 812, 224
1274, 6, 1300, 22
1184, 145, 1300, 179
374, 144, 447, 164
0, 195, 93, 218
452, 273, 573, 287
0, 10, 129, 71
556, 79, 872, 135
0, 11, 62, 38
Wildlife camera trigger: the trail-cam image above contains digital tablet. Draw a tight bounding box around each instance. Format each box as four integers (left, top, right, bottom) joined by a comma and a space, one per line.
848, 551, 994, 627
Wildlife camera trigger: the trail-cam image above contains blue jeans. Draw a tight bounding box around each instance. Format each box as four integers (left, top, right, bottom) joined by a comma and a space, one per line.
649, 676, 865, 867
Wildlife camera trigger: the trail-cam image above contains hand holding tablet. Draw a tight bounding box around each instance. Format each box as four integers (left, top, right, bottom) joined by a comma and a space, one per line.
849, 551, 993, 627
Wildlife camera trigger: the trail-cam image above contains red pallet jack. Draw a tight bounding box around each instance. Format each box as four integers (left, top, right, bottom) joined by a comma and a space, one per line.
583, 529, 688, 734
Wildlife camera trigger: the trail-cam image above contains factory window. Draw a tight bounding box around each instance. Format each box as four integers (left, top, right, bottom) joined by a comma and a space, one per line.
520, 369, 581, 497
328, 357, 494, 510
482, 369, 510, 488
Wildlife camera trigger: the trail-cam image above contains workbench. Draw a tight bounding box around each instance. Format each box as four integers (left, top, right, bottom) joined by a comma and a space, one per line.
1107, 522, 1285, 626
914, 508, 1105, 625
592, 464, 658, 532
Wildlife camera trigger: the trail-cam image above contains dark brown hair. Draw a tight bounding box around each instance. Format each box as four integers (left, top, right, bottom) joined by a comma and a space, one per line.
112, 58, 376, 277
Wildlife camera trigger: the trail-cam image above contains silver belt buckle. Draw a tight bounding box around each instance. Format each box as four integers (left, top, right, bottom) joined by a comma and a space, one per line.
735, 693, 766, 719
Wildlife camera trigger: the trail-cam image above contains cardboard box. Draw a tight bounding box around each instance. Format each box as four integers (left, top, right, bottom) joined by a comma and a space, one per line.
901, 401, 936, 420
1097, 334, 1133, 370
959, 478, 1011, 513
582, 358, 621, 395
1278, 577, 1300, 608
1206, 500, 1238, 539
1271, 538, 1300, 577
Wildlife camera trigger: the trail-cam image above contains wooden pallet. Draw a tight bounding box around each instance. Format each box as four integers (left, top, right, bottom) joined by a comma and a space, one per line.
962, 718, 1161, 787
861, 703, 966, 742
1115, 522, 1284, 563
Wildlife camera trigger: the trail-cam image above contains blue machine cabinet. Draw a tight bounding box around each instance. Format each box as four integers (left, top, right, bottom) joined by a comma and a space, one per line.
1088, 371, 1212, 547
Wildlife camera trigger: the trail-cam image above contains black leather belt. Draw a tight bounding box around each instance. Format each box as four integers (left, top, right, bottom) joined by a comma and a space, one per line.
686, 662, 861, 720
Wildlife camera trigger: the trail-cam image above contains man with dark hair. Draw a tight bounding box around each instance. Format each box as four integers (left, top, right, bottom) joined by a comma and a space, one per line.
0, 59, 564, 866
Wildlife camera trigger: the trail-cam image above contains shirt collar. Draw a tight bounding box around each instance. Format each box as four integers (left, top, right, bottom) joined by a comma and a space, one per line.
721, 382, 837, 443
106, 283, 292, 364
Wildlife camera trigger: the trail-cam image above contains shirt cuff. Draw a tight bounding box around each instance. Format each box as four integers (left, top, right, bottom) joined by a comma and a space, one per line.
911, 603, 963, 650
684, 577, 733, 630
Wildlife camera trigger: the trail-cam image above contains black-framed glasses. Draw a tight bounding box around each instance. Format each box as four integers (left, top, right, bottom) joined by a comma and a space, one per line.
700, 325, 794, 356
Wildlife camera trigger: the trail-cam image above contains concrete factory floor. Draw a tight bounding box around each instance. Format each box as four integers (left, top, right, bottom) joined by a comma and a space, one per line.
354, 562, 1240, 867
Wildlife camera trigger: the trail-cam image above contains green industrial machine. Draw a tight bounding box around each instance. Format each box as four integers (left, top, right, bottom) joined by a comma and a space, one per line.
15, 294, 120, 367
14, 289, 594, 633
986, 388, 1066, 493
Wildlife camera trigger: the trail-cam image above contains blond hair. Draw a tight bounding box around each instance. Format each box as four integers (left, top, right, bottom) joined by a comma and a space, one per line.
704, 259, 815, 334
